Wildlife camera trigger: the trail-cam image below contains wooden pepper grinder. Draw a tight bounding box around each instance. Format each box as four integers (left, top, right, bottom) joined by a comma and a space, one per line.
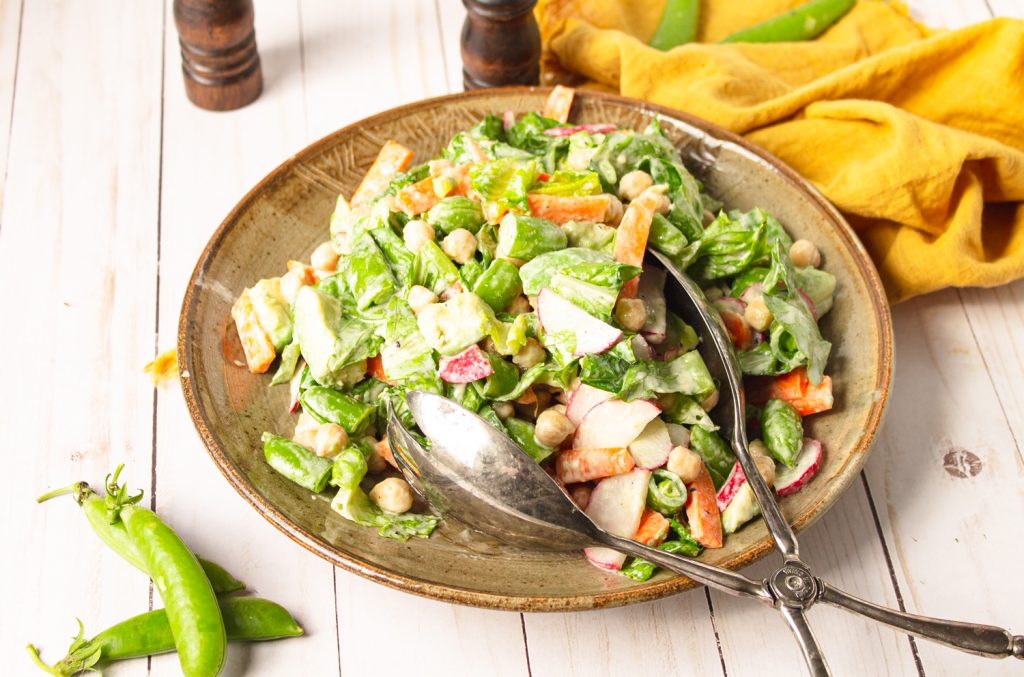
461, 0, 541, 90
173, 0, 263, 111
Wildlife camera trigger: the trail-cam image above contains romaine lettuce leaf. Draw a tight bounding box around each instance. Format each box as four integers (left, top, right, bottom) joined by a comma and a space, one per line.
470, 158, 539, 212
341, 232, 396, 310
518, 247, 612, 295
763, 294, 832, 385
618, 351, 716, 402
413, 240, 460, 294
531, 170, 603, 197
548, 273, 617, 322
561, 220, 617, 253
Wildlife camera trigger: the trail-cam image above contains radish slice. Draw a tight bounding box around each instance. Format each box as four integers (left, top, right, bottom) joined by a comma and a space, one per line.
439, 345, 494, 384
798, 290, 819, 320
537, 289, 623, 357
502, 110, 516, 131
628, 418, 673, 469
666, 423, 691, 448
574, 399, 660, 449
630, 334, 654, 360
713, 296, 746, 315
583, 469, 651, 571
774, 438, 823, 497
288, 361, 306, 413
543, 123, 617, 137
565, 384, 614, 425
716, 461, 748, 512
739, 282, 764, 305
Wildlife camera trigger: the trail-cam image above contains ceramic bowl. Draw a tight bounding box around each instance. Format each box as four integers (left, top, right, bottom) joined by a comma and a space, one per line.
179, 87, 893, 611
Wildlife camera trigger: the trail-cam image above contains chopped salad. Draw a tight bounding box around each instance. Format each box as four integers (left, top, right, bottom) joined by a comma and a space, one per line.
231, 86, 837, 579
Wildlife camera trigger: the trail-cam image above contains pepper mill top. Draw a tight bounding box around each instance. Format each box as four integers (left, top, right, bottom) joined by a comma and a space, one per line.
173, 0, 263, 111
461, 0, 541, 90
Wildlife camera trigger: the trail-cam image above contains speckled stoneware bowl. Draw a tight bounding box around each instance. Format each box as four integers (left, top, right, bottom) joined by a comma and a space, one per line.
179, 88, 893, 611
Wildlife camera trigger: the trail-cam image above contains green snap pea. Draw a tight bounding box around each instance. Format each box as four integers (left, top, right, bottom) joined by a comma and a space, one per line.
504, 417, 556, 463
28, 597, 302, 676
721, 0, 855, 43
300, 385, 376, 434
496, 213, 567, 261
36, 483, 244, 595
761, 398, 803, 467
262, 432, 334, 493
649, 0, 700, 50
118, 503, 226, 677
426, 195, 485, 234
647, 469, 687, 515
688, 425, 734, 489
473, 258, 523, 312
480, 353, 520, 399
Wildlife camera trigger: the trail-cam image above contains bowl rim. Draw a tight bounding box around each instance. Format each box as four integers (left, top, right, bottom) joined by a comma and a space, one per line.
178, 86, 894, 612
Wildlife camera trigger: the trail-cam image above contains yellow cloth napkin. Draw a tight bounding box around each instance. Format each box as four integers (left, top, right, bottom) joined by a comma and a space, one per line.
536, 0, 1024, 302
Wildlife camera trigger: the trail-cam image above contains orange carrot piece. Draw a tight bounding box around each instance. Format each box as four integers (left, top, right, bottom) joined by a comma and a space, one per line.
614, 190, 661, 298
396, 177, 441, 216
527, 193, 611, 225
634, 508, 671, 547
375, 436, 399, 470
685, 465, 723, 548
543, 85, 575, 123
367, 354, 390, 382
556, 447, 636, 484
351, 140, 414, 207
230, 291, 276, 374
747, 367, 834, 416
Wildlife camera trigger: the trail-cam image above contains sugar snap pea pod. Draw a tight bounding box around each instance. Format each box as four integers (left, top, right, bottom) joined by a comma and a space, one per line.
761, 398, 803, 467
721, 0, 855, 43
480, 353, 520, 398
36, 482, 244, 595
504, 417, 556, 463
473, 258, 523, 312
427, 196, 485, 235
300, 385, 376, 434
689, 425, 734, 489
496, 213, 567, 261
100, 474, 225, 677
28, 597, 303, 676
647, 469, 687, 516
262, 432, 333, 492
649, 0, 699, 50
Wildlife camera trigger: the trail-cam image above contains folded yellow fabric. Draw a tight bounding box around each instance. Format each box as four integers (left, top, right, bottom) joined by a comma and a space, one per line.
536, 0, 1024, 302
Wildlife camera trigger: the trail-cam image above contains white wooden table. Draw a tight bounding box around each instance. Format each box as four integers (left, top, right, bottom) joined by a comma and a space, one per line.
1, 1, 1021, 675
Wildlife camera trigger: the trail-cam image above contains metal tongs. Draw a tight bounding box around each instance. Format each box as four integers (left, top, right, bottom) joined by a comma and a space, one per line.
387, 252, 1022, 675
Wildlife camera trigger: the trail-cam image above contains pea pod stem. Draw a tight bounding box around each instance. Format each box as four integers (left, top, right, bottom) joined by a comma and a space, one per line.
27, 598, 303, 676
37, 481, 244, 595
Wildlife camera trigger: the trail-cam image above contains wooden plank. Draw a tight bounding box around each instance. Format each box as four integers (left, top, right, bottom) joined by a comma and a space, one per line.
864, 291, 1024, 676
524, 592, 724, 677
904, 0, 992, 25
0, 0, 22, 215
711, 487, 921, 675
0, 0, 162, 670
150, 1, 340, 675
435, 0, 465, 93
294, 1, 530, 670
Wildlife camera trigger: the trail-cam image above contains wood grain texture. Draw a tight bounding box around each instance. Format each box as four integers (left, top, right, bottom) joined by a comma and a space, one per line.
0, 0, 163, 669
151, 1, 338, 675
0, 0, 22, 216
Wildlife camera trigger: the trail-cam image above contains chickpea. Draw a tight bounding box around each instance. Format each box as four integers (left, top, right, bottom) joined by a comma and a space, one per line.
369, 477, 414, 514
365, 444, 388, 473
744, 297, 773, 332
749, 439, 770, 458
790, 239, 822, 268
280, 267, 308, 306
441, 228, 477, 264
407, 285, 438, 314
667, 446, 703, 484
753, 455, 777, 486
513, 338, 546, 369
614, 298, 647, 332
549, 403, 567, 415
292, 428, 317, 451
636, 185, 671, 215
310, 241, 340, 272
618, 170, 654, 201
294, 411, 320, 436
504, 294, 531, 315
492, 401, 515, 420
403, 219, 435, 253
701, 388, 720, 412
604, 195, 624, 226
313, 423, 349, 458
570, 484, 592, 509
535, 409, 576, 447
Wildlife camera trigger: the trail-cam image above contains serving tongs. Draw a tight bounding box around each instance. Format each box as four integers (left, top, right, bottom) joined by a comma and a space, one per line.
387, 252, 1022, 675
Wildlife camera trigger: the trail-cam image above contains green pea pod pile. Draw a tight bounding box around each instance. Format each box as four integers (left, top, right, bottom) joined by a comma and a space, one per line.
29, 467, 305, 676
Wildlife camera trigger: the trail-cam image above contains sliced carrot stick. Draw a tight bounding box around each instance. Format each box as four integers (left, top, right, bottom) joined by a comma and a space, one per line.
556, 447, 636, 484
543, 85, 575, 123
230, 290, 276, 374
634, 508, 671, 546
351, 140, 414, 207
747, 366, 834, 416
685, 465, 723, 548
527, 193, 611, 225
396, 177, 441, 216
614, 189, 662, 298
367, 354, 391, 383
375, 435, 399, 470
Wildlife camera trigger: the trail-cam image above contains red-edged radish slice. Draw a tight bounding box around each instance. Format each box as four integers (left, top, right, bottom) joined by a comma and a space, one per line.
573, 399, 660, 449
719, 309, 754, 351
716, 461, 748, 512
713, 296, 746, 315
716, 462, 763, 534
666, 423, 691, 449
288, 361, 305, 414
628, 418, 673, 469
537, 289, 623, 357
685, 465, 723, 548
565, 383, 615, 425
739, 282, 764, 305
438, 345, 494, 384
555, 447, 635, 484
583, 469, 651, 571
798, 290, 819, 320
774, 438, 823, 497
543, 123, 617, 137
